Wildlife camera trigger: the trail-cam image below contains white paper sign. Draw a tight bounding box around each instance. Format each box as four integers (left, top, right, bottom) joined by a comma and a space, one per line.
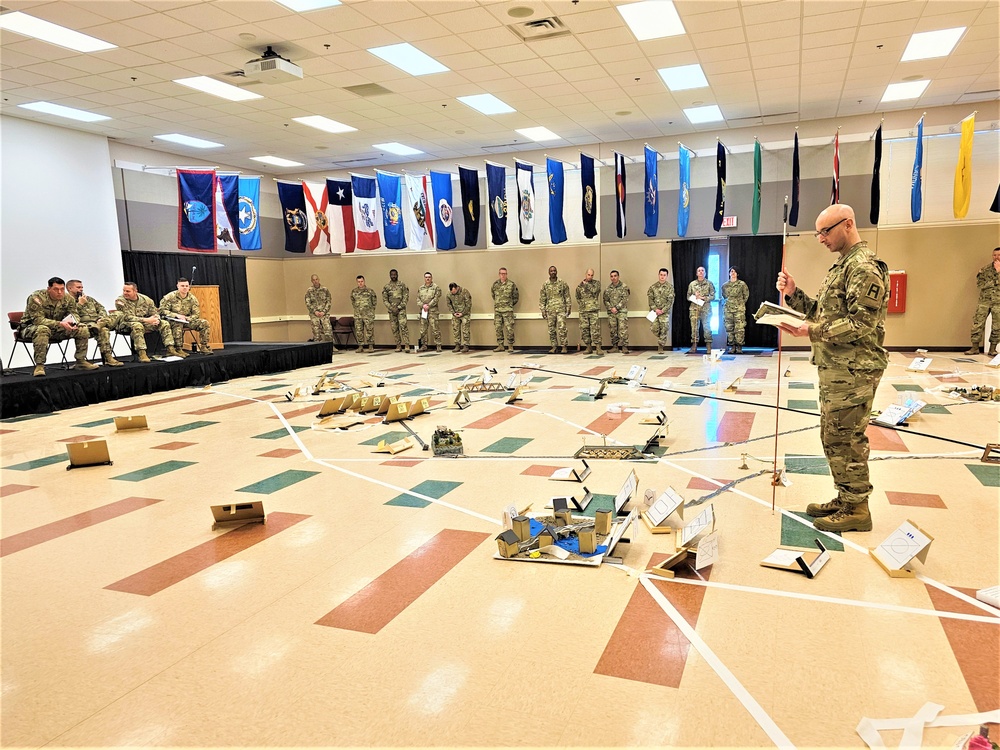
694, 530, 719, 569
988, 352, 1000, 368
907, 357, 932, 372
688, 295, 704, 307
646, 310, 658, 322
874, 520, 932, 570
681, 503, 714, 546
421, 309, 428, 319
646, 487, 684, 527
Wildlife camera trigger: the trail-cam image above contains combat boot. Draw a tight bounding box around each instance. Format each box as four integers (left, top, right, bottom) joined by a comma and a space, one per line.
33, 365, 45, 377
806, 497, 842, 517
735, 345, 743, 354
166, 346, 186, 358
725, 346, 734, 354
582, 345, 592, 355
621, 347, 630, 354
366, 345, 374, 353
395, 345, 402, 352
418, 344, 428, 352
609, 345, 619, 353
657, 344, 664, 354
453, 343, 462, 352
436, 344, 442, 353
990, 345, 998, 356
493, 345, 505, 353
197, 345, 213, 355
356, 345, 364, 353
100, 346, 123, 367
461, 345, 470, 353
506, 346, 514, 354
688, 344, 697, 354
964, 346, 981, 355
75, 358, 98, 371
594, 346, 604, 355
137, 350, 151, 363
813, 500, 872, 532
548, 346, 557, 354
560, 345, 568, 354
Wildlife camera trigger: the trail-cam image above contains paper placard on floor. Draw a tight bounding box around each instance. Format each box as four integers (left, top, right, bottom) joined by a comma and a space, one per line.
383, 399, 410, 422
702, 349, 722, 364
694, 530, 719, 570
318, 414, 365, 430
760, 539, 830, 578
873, 398, 926, 427
988, 352, 1000, 368
551, 486, 594, 512
680, 503, 715, 546
625, 364, 641, 380
870, 519, 933, 577
501, 504, 518, 530
638, 410, 667, 425
445, 390, 472, 409
724, 377, 741, 393
907, 357, 932, 372
211, 501, 265, 530
317, 396, 349, 417
373, 437, 415, 455
975, 585, 999, 608
644, 487, 685, 527
647, 547, 689, 577
605, 507, 637, 556
284, 385, 303, 402
981, 444, 1000, 464
506, 385, 524, 404
549, 460, 591, 482
614, 469, 639, 514
66, 440, 113, 470
376, 395, 398, 415
407, 397, 429, 417
113, 415, 148, 432
505, 373, 519, 390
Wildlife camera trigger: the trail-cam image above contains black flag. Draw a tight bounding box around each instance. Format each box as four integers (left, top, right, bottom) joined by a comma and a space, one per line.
713, 141, 726, 232
789, 132, 800, 227
580, 153, 597, 239
991, 183, 1000, 213
870, 124, 882, 225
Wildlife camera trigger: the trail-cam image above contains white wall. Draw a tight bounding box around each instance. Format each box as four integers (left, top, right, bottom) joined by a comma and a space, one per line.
1, 116, 124, 367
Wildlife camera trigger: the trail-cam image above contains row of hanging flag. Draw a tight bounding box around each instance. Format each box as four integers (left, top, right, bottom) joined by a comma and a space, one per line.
177, 112, 997, 253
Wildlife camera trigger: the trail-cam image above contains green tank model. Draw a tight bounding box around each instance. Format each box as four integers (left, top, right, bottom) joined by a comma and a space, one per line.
431, 425, 464, 457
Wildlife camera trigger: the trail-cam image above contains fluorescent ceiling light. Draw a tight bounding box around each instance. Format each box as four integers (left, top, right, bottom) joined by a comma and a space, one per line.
901, 27, 965, 61
368, 43, 449, 76
516, 126, 560, 142
292, 115, 356, 134
273, 0, 341, 11
881, 80, 930, 102
683, 104, 724, 124
18, 101, 110, 122
658, 63, 708, 91
373, 142, 424, 156
155, 133, 224, 149
457, 94, 516, 115
0, 11, 116, 52
174, 76, 262, 102
250, 155, 304, 167
617, 1, 685, 41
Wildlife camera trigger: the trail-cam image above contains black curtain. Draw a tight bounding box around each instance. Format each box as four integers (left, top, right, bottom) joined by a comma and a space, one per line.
728, 235, 783, 348
120, 251, 252, 341
669, 238, 710, 348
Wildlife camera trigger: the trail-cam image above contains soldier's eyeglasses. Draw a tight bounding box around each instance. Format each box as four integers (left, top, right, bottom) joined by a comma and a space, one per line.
814, 218, 847, 238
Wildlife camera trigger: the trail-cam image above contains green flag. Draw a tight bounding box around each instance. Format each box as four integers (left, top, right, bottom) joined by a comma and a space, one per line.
752, 139, 761, 235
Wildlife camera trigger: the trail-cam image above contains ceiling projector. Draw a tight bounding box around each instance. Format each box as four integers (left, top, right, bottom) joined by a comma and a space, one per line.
243, 46, 303, 84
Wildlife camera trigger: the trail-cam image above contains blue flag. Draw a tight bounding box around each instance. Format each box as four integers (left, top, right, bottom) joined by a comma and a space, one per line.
546, 158, 567, 245
790, 132, 800, 227
376, 172, 406, 249
911, 117, 923, 222
580, 154, 597, 239
430, 171, 457, 250
458, 166, 480, 247
276, 180, 308, 254
217, 173, 241, 250
644, 145, 658, 237
713, 141, 726, 232
238, 176, 261, 250
486, 162, 508, 245
177, 169, 217, 252
678, 147, 690, 238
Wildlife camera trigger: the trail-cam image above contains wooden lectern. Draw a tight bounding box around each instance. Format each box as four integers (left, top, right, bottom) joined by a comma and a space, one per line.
186, 285, 224, 351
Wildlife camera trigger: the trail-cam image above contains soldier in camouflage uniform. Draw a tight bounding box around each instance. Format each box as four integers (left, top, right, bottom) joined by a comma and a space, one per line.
305, 275, 333, 344
159, 278, 212, 357
417, 272, 443, 352
721, 267, 750, 354
540, 266, 571, 353
777, 204, 889, 533
687, 267, 716, 353
603, 270, 630, 354
447, 283, 473, 353
647, 268, 675, 353
350, 275, 378, 353
382, 269, 411, 353
964, 247, 1000, 356
65, 279, 121, 367
114, 282, 180, 362
19, 276, 96, 376
491, 267, 519, 353
576, 268, 603, 355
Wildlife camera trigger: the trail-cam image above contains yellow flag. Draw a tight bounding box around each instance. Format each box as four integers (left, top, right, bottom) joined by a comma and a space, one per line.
953, 114, 974, 218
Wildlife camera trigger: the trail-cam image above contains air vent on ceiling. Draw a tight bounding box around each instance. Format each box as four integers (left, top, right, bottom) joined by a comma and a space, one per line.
344, 83, 393, 97
509, 16, 570, 42
481, 142, 523, 152
727, 111, 798, 127
331, 157, 378, 165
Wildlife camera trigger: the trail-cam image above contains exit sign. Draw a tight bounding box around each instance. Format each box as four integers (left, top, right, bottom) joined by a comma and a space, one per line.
721, 215, 738, 228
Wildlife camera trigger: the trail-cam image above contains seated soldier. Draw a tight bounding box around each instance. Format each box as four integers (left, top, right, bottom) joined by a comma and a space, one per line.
65, 279, 122, 367
20, 276, 95, 376
113, 281, 181, 362
159, 277, 212, 356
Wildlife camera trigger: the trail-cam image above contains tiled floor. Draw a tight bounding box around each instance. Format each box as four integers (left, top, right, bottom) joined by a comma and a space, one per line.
2, 348, 998, 748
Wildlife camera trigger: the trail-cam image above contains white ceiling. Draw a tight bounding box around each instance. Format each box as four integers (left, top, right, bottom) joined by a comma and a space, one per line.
1, 0, 997, 170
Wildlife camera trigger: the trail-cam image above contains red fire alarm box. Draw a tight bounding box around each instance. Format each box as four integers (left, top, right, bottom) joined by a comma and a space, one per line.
888, 271, 906, 313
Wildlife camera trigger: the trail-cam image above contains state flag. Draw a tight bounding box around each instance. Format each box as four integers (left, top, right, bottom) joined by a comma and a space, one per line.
614, 151, 626, 238
430, 170, 457, 250
580, 153, 597, 239
404, 173, 432, 250
678, 147, 690, 238
459, 166, 480, 247
546, 158, 566, 245
376, 171, 406, 250
871, 125, 882, 225
751, 140, 761, 236
831, 131, 840, 205
486, 162, 508, 245
177, 169, 217, 252
911, 117, 923, 222
953, 114, 974, 219
713, 141, 726, 232
216, 173, 241, 250
326, 179, 355, 254
644, 145, 658, 237
789, 132, 800, 227
303, 181, 331, 255
351, 174, 381, 250
515, 160, 535, 244
238, 176, 261, 250
276, 180, 308, 254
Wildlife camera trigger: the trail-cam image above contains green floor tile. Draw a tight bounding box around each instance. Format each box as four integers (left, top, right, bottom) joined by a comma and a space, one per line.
360, 431, 410, 446
780, 511, 844, 551
72, 417, 117, 428
788, 381, 814, 390
2, 412, 56, 423
402, 388, 435, 397
481, 437, 533, 454
892, 384, 924, 392
785, 454, 831, 476
673, 395, 705, 406
920, 404, 951, 414
252, 383, 291, 391
790, 356, 809, 361
111, 460, 197, 482
451, 375, 477, 381
788, 399, 819, 410
528, 376, 551, 382
236, 469, 320, 495
157, 420, 218, 434
252, 425, 310, 440
690, 379, 708, 387
578, 493, 616, 518
965, 463, 1000, 487
7, 453, 68, 471
573, 393, 595, 401
386, 479, 462, 508
648, 355, 668, 360
386, 373, 412, 379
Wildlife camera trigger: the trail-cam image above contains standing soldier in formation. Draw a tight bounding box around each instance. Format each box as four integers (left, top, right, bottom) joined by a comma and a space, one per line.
159, 277, 212, 356
115, 281, 181, 361
447, 282, 473, 353
965, 246, 1000, 356
20, 276, 95, 376
350, 275, 377, 353
491, 267, 519, 353
603, 270, 630, 354
687, 266, 716, 353
776, 203, 889, 533
576, 268, 603, 355
540, 265, 571, 354
721, 267, 750, 354
417, 271, 443, 352
382, 269, 411, 353
647, 268, 675, 353
305, 275, 333, 344
65, 279, 121, 367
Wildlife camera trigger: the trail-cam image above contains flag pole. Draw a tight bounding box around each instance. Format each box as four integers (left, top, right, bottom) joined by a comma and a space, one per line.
771, 195, 791, 512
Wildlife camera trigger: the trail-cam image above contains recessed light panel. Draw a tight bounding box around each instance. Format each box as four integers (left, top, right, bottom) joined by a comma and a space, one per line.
515, 126, 560, 142
881, 80, 930, 102
273, 0, 341, 11
617, 1, 686, 41
901, 27, 965, 61
658, 64, 708, 91
368, 43, 449, 76
683, 104, 724, 124
250, 155, 305, 167
154, 134, 224, 149
292, 115, 357, 133
0, 11, 116, 52
174, 77, 262, 102
457, 94, 516, 115
18, 101, 110, 122
372, 142, 424, 156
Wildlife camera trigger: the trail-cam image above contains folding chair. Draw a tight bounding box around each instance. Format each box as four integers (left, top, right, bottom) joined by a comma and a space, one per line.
5, 311, 71, 372
331, 316, 356, 347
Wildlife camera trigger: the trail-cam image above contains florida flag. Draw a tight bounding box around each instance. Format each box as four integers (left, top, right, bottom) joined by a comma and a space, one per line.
303, 181, 331, 255
351, 174, 381, 250
326, 179, 355, 254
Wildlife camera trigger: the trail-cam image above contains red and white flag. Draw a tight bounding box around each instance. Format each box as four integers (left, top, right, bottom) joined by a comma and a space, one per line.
351, 174, 381, 250
830, 131, 840, 205
303, 181, 331, 254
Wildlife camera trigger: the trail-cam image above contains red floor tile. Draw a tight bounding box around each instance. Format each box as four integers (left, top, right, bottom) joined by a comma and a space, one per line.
0, 484, 37, 498
885, 491, 947, 509
259, 448, 301, 459
152, 442, 197, 451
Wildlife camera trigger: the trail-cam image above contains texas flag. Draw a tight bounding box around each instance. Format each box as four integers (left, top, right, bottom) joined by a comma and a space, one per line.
326, 179, 355, 254
303, 181, 331, 255
351, 174, 381, 250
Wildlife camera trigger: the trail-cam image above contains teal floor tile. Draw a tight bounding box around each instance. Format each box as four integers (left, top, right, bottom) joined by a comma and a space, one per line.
252, 425, 310, 440
7, 454, 67, 471
236, 469, 320, 495
790, 356, 810, 361
674, 395, 705, 406
920, 404, 951, 414
965, 463, 1000, 487
386, 479, 462, 508
72, 417, 117, 428
785, 454, 831, 476
402, 388, 435, 397
157, 420, 218, 434
788, 399, 819, 410
690, 379, 708, 387
528, 376, 551, 382
578, 493, 616, 518
252, 383, 291, 391
386, 373, 412, 379
788, 381, 814, 390
573, 393, 595, 401
892, 384, 924, 392
360, 430, 410, 446
780, 511, 844, 551
2, 413, 57, 423
111, 460, 197, 482
481, 437, 533, 454
451, 375, 477, 381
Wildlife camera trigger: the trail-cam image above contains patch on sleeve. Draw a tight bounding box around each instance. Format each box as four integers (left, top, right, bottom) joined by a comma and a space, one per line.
859, 275, 885, 310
